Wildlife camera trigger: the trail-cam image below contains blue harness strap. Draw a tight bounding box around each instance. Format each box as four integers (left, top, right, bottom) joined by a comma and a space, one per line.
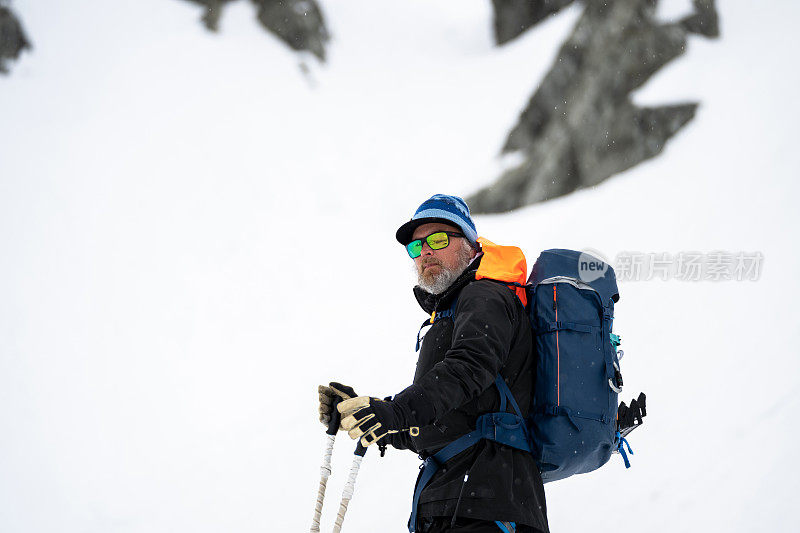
615, 430, 634, 468
408, 376, 529, 532
494, 374, 522, 418
495, 521, 517, 533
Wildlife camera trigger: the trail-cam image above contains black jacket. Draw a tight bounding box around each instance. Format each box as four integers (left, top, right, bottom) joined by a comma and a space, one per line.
390, 257, 549, 532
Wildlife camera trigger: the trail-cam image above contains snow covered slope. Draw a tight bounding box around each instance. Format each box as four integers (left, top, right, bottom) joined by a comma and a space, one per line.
1, 1, 798, 532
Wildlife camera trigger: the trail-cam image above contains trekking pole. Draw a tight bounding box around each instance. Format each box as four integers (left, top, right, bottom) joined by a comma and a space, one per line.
332, 441, 367, 533
310, 396, 342, 533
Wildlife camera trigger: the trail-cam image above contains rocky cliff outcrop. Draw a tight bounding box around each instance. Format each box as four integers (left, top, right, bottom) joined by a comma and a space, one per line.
492, 0, 577, 45
0, 1, 30, 74
184, 0, 329, 61
468, 0, 719, 213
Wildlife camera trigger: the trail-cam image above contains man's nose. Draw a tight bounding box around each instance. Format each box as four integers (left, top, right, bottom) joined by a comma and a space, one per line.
420, 241, 435, 255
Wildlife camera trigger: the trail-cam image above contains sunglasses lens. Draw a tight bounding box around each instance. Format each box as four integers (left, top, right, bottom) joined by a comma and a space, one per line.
407, 240, 423, 258
427, 232, 449, 250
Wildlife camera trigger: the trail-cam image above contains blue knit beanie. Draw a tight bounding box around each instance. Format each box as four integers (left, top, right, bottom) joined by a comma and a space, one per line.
395, 194, 478, 246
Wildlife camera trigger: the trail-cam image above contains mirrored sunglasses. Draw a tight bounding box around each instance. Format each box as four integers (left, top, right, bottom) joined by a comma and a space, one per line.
406, 231, 464, 259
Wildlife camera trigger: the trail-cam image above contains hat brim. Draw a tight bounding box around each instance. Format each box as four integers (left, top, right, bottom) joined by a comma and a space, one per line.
395, 217, 462, 245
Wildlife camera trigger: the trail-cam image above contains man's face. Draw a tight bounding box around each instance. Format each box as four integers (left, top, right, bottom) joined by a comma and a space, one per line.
411, 222, 476, 292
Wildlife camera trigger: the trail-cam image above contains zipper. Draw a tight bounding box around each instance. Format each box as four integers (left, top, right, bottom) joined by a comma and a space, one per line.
538, 276, 604, 309
539, 275, 598, 293
449, 469, 470, 528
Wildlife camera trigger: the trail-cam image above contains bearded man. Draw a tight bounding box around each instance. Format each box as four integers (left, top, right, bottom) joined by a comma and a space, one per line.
319, 195, 549, 533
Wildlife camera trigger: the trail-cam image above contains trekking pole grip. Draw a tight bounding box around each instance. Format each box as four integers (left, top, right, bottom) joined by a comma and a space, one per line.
327, 396, 343, 435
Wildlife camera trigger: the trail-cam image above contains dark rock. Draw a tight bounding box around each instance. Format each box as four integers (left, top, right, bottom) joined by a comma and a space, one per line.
468, 0, 719, 213
492, 0, 576, 45
0, 2, 31, 75
182, 0, 329, 61
253, 0, 329, 61
680, 0, 720, 38
184, 0, 237, 32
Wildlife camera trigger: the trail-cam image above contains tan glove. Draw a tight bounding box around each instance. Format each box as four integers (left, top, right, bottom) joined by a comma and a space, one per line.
338, 395, 420, 447
318, 382, 358, 427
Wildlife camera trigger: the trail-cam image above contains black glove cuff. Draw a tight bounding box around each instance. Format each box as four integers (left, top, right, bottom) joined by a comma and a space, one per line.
392, 384, 437, 428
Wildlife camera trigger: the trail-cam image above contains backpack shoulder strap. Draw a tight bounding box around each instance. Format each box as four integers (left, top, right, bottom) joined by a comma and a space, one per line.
495, 374, 523, 418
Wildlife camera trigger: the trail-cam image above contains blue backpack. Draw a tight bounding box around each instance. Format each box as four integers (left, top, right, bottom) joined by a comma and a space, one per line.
526, 248, 638, 481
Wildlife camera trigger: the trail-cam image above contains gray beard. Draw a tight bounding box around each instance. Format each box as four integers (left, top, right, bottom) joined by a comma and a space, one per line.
416, 247, 474, 295
417, 264, 465, 295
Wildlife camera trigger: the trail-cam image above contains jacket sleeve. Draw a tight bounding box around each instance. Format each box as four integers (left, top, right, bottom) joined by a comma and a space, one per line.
414, 280, 519, 419
383, 430, 419, 452
377, 395, 419, 452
